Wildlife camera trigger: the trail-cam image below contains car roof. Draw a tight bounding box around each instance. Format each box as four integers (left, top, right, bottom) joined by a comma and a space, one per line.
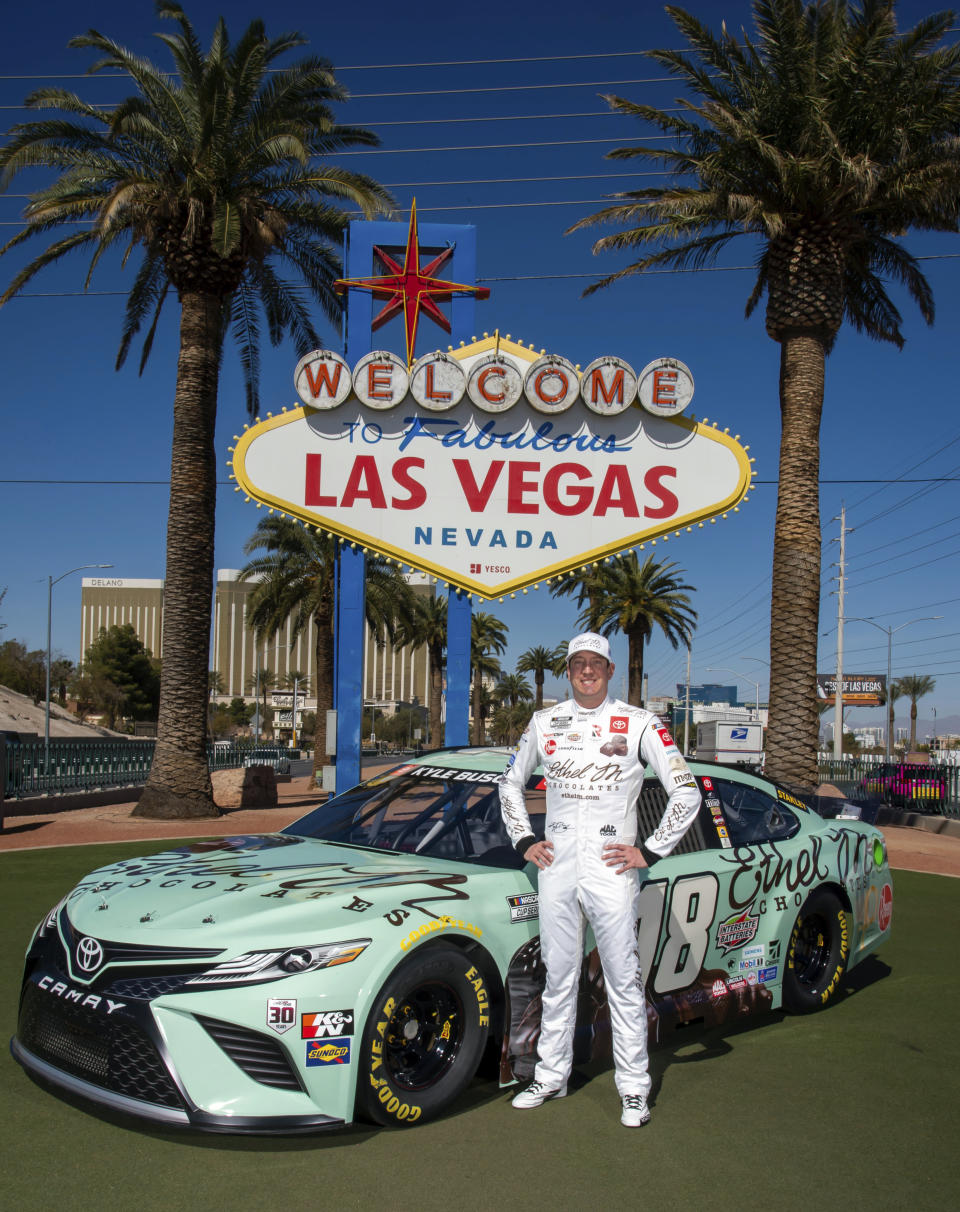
386, 746, 774, 789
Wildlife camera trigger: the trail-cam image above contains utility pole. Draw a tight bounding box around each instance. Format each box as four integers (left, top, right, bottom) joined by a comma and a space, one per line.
684, 646, 692, 756
832, 506, 851, 761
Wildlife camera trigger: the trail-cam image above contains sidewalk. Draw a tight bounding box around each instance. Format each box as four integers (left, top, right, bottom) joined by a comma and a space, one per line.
0, 774, 323, 853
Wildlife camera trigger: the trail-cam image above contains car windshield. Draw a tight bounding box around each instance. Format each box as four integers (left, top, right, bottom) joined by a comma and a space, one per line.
283, 763, 545, 868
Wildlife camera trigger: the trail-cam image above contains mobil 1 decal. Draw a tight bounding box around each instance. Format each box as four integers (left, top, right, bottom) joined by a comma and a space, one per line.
635, 871, 719, 995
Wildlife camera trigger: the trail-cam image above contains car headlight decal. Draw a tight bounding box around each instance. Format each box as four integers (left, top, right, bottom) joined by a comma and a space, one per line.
185, 939, 371, 987
32, 897, 68, 943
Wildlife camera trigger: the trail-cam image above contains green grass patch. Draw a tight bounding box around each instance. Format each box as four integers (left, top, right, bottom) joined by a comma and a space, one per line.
1, 847, 957, 1211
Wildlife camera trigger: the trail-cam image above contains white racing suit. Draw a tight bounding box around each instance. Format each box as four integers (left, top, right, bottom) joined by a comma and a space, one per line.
499, 697, 701, 1097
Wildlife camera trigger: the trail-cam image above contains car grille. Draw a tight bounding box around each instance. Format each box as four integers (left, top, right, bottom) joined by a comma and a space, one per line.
197, 1016, 304, 1092
17, 982, 185, 1110
104, 974, 194, 1000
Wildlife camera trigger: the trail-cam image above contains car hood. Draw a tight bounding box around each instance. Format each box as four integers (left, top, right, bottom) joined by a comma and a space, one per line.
64, 834, 485, 946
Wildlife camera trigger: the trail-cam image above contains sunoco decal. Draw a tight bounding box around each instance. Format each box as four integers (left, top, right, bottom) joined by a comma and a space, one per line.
306, 1038, 351, 1066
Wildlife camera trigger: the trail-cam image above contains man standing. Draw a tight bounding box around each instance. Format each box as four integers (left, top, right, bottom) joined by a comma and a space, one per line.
499, 632, 701, 1127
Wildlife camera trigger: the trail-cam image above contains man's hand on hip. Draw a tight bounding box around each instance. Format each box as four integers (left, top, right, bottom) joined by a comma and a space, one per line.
603, 843, 648, 874
525, 840, 554, 869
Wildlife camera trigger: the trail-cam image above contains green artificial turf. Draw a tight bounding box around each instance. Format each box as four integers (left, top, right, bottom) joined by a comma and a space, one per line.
1, 844, 957, 1212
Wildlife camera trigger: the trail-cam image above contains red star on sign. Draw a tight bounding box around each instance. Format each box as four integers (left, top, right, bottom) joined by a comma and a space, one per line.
334, 199, 490, 365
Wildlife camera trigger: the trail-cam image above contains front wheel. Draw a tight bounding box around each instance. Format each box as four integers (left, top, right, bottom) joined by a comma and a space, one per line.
782, 889, 850, 1014
357, 945, 490, 1126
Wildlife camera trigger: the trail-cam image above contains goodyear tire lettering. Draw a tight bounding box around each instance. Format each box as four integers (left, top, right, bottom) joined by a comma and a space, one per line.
358, 947, 488, 1128
782, 890, 849, 1015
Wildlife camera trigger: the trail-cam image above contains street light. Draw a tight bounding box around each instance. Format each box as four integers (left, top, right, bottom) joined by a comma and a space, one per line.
846, 615, 943, 761
705, 667, 761, 719
46, 563, 113, 775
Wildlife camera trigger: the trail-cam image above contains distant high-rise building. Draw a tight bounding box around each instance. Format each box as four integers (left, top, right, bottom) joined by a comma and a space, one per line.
80, 570, 434, 735
676, 682, 739, 708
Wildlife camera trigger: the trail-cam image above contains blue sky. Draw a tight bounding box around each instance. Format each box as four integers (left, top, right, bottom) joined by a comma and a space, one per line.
1, 0, 957, 737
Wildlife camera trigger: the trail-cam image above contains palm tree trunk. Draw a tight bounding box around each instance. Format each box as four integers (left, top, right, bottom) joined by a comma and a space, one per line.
471, 675, 482, 745
626, 627, 646, 705
429, 641, 443, 748
910, 701, 917, 751
134, 292, 222, 819
764, 332, 826, 792
535, 669, 544, 710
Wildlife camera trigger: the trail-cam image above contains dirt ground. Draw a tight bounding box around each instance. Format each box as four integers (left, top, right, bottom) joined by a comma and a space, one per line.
1, 775, 959, 877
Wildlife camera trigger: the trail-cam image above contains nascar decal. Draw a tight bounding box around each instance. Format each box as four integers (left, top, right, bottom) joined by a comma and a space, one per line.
507, 893, 539, 922
267, 998, 297, 1035
306, 1038, 351, 1066
302, 1009, 355, 1039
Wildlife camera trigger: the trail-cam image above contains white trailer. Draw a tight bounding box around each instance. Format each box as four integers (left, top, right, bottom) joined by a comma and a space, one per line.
695, 721, 763, 764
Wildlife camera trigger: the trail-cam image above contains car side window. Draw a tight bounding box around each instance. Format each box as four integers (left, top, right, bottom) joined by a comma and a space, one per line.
712, 777, 799, 845
637, 780, 719, 854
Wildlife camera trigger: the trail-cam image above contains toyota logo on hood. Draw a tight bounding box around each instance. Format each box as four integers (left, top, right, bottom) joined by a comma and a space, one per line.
76, 936, 104, 973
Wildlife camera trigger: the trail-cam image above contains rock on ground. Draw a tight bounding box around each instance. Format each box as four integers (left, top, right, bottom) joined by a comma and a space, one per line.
211, 766, 278, 809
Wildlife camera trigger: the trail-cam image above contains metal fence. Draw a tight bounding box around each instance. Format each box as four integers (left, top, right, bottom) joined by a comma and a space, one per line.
818, 757, 960, 819
1, 738, 262, 801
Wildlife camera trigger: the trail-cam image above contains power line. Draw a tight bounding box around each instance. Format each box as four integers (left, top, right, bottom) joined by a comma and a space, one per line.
0, 51, 660, 80
845, 543, 960, 590
845, 511, 960, 564
0, 77, 676, 110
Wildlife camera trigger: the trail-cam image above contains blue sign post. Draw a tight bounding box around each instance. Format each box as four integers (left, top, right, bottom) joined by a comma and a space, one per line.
334, 212, 484, 789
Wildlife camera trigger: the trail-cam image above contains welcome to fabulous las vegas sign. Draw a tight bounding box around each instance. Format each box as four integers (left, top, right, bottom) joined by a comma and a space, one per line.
231, 333, 754, 600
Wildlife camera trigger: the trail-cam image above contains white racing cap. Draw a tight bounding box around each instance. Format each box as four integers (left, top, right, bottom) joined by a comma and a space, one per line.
566, 632, 611, 664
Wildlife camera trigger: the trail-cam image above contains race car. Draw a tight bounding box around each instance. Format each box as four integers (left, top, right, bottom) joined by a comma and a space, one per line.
12, 749, 893, 1133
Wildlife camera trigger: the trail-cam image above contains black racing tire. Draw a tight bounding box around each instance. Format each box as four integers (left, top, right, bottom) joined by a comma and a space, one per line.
782, 888, 850, 1014
357, 945, 490, 1127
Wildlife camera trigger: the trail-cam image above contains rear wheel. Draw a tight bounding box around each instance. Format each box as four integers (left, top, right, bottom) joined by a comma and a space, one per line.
357, 945, 489, 1126
782, 889, 849, 1014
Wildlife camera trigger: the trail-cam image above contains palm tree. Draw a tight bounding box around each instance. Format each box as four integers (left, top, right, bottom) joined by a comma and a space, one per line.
240, 516, 413, 777
554, 554, 696, 705
492, 674, 534, 745
490, 703, 533, 747
495, 673, 533, 709
470, 612, 507, 744
881, 680, 902, 759
896, 674, 936, 752
568, 1, 960, 790
517, 644, 566, 710
394, 595, 448, 749
0, 5, 391, 819
476, 682, 496, 746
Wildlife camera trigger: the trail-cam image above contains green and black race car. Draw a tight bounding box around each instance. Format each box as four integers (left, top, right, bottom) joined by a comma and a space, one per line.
13, 749, 892, 1133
